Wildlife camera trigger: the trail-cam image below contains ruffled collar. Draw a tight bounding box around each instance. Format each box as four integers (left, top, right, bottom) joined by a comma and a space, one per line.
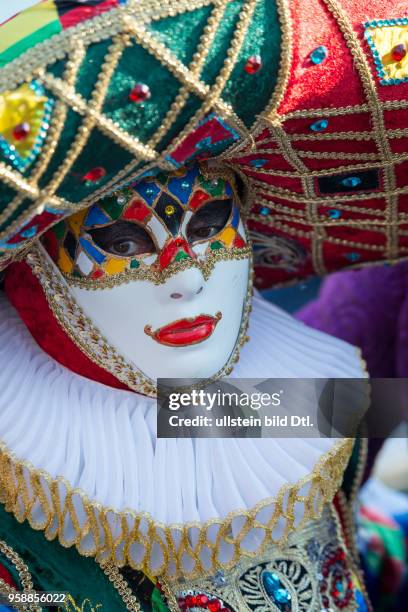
0, 292, 365, 578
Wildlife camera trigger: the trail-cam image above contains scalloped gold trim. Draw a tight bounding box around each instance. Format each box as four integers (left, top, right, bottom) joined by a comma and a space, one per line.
0, 437, 354, 580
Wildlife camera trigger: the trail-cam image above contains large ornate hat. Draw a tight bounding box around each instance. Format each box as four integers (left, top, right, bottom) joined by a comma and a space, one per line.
0, 0, 407, 288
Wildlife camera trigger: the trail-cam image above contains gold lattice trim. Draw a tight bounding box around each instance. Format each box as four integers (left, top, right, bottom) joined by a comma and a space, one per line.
0, 437, 354, 580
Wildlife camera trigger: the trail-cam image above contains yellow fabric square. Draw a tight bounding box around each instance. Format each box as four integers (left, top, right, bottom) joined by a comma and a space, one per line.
219, 226, 236, 247
58, 248, 73, 274
68, 210, 88, 236
104, 258, 127, 275
368, 23, 408, 81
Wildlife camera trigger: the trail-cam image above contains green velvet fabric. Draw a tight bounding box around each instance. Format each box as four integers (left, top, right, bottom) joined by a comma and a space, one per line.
341, 437, 363, 500
0, 505, 167, 611
0, 0, 282, 246
0, 186, 18, 228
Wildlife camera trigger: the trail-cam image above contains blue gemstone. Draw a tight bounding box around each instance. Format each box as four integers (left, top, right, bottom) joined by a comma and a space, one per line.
212, 570, 226, 587
310, 45, 328, 64
260, 207, 270, 216
345, 252, 360, 262
250, 158, 268, 168
310, 119, 329, 132
341, 176, 362, 188
20, 224, 38, 238
274, 588, 291, 605
328, 209, 341, 219
262, 572, 281, 595
336, 580, 344, 592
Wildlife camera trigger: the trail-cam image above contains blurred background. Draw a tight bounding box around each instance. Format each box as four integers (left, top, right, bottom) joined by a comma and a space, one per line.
262, 264, 408, 612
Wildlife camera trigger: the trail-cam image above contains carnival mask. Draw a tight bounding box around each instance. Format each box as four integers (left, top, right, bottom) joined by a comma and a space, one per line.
41, 165, 252, 386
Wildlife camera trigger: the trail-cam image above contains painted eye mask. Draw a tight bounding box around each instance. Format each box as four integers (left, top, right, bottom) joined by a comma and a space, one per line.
42, 166, 250, 286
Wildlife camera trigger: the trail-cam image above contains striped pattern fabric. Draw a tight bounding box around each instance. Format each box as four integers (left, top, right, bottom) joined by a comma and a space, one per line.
0, 1, 125, 68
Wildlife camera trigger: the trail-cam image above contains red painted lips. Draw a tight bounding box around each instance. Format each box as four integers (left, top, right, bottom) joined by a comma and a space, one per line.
144, 312, 222, 346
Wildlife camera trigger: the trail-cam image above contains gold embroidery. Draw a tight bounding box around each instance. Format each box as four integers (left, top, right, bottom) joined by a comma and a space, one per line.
0, 437, 354, 580
98, 563, 142, 612
160, 504, 369, 611
61, 247, 251, 289
62, 595, 103, 612
367, 22, 408, 83
320, 0, 398, 261
0, 540, 40, 612
0, 0, 407, 281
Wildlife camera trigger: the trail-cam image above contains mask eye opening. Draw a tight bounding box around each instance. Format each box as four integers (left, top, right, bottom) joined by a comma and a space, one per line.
88, 220, 157, 258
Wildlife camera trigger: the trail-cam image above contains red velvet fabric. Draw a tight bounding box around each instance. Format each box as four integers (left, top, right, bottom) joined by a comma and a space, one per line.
0, 561, 16, 588
4, 261, 130, 391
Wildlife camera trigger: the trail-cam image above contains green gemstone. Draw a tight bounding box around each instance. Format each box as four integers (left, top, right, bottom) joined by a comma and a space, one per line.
130, 259, 140, 269
198, 176, 225, 197
210, 241, 224, 250
175, 251, 190, 261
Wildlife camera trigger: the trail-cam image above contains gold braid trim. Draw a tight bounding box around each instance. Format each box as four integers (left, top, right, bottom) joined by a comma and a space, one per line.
0, 540, 40, 612
0, 438, 354, 580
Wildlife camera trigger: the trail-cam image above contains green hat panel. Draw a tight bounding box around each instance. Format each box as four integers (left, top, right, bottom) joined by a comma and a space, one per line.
0, 0, 282, 262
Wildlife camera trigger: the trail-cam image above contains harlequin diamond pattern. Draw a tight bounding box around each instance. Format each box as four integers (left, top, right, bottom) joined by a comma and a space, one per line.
0, 0, 279, 266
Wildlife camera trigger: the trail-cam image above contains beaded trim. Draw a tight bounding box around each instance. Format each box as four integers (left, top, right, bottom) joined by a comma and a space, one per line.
98, 563, 143, 612
0, 436, 354, 580
0, 540, 40, 612
160, 504, 371, 612
0, 81, 54, 173
364, 17, 408, 86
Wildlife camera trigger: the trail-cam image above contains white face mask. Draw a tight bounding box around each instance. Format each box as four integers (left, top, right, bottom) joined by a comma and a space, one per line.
41, 165, 252, 388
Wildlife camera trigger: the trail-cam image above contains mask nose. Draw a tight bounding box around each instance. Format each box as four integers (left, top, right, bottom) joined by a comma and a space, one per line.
158, 267, 205, 303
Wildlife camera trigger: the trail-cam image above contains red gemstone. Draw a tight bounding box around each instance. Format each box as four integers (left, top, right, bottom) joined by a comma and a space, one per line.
12, 122, 30, 141
185, 595, 197, 607
82, 167, 106, 183
244, 55, 262, 74
91, 269, 104, 279
391, 44, 406, 62
195, 593, 209, 606
129, 83, 151, 103
207, 600, 222, 612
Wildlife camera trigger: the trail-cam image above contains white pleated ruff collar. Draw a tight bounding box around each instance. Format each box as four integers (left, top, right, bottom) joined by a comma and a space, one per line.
0, 291, 365, 578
